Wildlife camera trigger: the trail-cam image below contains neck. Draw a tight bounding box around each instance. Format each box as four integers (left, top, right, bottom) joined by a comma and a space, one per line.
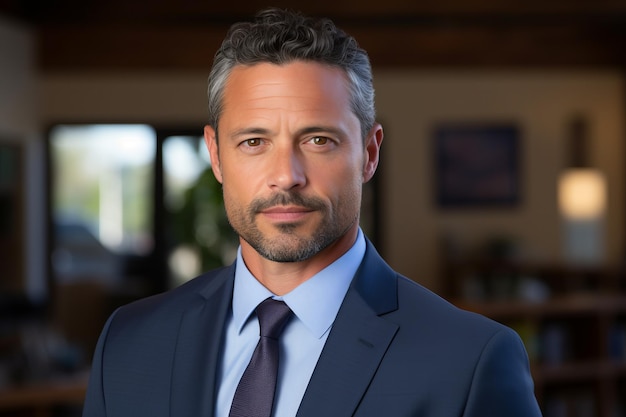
241, 226, 359, 295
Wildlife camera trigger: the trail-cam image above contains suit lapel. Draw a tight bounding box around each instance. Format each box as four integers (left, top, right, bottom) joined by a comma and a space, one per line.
170, 265, 235, 417
296, 242, 399, 417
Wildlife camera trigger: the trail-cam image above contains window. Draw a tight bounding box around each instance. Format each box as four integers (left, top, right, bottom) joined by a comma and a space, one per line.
162, 133, 237, 288
48, 124, 236, 301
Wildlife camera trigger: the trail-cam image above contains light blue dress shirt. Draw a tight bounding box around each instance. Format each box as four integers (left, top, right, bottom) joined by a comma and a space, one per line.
215, 229, 366, 417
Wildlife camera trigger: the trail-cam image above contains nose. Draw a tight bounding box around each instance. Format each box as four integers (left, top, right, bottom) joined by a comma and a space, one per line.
267, 145, 306, 191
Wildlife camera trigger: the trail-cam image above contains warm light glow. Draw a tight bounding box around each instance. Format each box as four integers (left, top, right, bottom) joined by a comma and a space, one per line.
558, 169, 607, 220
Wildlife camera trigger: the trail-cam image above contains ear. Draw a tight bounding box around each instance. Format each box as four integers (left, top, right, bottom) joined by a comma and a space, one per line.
362, 123, 384, 183
204, 125, 223, 184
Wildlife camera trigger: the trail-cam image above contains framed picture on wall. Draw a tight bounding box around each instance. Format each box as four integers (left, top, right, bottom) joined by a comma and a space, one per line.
434, 123, 520, 208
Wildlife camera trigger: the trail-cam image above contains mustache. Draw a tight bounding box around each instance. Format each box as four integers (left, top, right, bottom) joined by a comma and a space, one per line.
250, 192, 326, 213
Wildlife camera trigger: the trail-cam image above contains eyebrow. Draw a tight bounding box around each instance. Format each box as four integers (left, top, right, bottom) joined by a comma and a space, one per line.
297, 126, 346, 137
229, 125, 346, 139
230, 127, 272, 138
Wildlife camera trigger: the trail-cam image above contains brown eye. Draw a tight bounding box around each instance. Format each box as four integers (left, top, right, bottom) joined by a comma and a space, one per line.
245, 138, 261, 147
312, 136, 328, 145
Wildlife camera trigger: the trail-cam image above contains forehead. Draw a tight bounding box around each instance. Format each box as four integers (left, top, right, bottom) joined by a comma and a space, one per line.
221, 61, 352, 115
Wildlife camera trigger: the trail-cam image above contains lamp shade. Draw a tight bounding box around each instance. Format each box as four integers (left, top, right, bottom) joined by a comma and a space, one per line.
558, 168, 607, 220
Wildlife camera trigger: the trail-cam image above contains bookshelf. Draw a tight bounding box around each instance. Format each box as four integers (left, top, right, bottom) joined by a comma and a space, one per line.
443, 259, 626, 417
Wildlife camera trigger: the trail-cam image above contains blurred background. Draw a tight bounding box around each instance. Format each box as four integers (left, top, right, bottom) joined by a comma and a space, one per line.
1, 1, 626, 416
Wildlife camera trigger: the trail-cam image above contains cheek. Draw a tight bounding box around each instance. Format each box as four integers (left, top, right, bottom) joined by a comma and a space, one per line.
219, 170, 241, 207
219, 186, 235, 219
323, 163, 363, 204
220, 166, 262, 205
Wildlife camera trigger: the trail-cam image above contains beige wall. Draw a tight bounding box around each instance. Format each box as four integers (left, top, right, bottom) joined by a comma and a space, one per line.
41, 72, 209, 125
40, 70, 626, 292
375, 71, 625, 290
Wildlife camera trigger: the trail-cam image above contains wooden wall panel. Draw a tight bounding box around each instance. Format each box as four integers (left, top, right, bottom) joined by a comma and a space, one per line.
2, 0, 626, 70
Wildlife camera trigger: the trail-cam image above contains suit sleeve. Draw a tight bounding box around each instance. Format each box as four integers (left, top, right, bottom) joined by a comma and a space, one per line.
82, 310, 118, 417
462, 327, 542, 417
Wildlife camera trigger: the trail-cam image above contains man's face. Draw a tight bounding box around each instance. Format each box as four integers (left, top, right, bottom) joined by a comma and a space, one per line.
204, 61, 381, 263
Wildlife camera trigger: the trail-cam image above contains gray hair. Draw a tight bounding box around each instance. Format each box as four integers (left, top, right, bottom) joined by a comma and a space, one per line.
207, 8, 376, 140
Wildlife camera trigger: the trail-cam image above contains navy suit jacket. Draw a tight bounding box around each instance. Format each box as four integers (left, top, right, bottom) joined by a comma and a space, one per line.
83, 241, 542, 417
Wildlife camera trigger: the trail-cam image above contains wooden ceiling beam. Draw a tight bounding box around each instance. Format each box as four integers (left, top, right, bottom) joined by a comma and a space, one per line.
11, 0, 626, 25
37, 20, 626, 71
2, 0, 623, 70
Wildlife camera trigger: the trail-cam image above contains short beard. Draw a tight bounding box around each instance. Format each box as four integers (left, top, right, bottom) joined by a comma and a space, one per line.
228, 192, 356, 263
250, 226, 328, 262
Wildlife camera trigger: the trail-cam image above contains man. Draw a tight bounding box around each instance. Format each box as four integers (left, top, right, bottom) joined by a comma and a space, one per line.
83, 8, 542, 417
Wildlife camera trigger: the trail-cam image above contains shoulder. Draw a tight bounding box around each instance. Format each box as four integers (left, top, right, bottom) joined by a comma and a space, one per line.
358, 240, 507, 340
350, 261, 539, 415
389, 276, 537, 405
107, 266, 233, 333
393, 274, 509, 339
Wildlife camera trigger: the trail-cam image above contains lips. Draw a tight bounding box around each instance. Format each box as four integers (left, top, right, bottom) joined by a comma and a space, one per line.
260, 205, 314, 222
263, 205, 311, 213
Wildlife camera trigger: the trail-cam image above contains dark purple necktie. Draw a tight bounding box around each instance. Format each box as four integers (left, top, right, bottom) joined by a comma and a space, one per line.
229, 298, 293, 417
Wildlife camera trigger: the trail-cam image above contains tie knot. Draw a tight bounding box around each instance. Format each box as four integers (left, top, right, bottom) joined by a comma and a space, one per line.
256, 298, 292, 339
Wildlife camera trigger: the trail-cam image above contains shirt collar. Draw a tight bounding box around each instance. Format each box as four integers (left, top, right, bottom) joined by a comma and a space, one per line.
232, 229, 366, 339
